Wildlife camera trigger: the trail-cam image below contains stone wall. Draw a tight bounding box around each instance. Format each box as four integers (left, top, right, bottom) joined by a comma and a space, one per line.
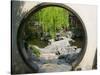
11, 1, 38, 74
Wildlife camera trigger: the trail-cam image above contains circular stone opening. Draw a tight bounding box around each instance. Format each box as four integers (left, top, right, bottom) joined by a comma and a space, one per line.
17, 3, 87, 73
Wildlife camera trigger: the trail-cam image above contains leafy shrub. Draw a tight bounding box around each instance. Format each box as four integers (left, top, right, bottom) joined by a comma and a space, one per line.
29, 45, 41, 57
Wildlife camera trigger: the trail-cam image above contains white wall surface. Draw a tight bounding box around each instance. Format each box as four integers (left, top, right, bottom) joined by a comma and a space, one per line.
21, 2, 97, 70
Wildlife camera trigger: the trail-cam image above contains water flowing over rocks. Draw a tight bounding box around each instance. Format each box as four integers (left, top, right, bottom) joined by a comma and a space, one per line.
31, 35, 82, 72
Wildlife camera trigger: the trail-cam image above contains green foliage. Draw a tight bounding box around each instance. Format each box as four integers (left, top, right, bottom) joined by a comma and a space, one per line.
29, 45, 41, 57
30, 6, 70, 39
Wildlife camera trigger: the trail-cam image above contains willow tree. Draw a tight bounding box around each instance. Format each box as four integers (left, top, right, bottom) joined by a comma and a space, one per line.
31, 6, 69, 39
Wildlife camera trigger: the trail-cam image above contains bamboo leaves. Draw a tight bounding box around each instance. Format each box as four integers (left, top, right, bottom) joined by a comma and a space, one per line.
32, 6, 70, 39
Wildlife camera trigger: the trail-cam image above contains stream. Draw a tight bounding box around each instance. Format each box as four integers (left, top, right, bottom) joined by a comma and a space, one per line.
30, 36, 81, 72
